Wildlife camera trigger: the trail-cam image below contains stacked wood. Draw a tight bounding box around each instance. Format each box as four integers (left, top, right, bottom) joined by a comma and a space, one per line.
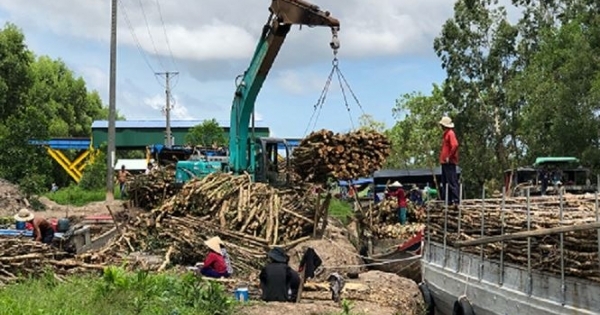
292, 129, 391, 183
360, 199, 425, 239
127, 166, 179, 210
427, 195, 600, 282
102, 172, 319, 274
0, 238, 104, 285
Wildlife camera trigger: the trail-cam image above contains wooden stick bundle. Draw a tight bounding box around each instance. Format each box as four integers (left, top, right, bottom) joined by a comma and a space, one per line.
127, 166, 179, 210
292, 129, 391, 183
0, 238, 104, 285
427, 195, 600, 282
103, 173, 319, 274
360, 199, 426, 239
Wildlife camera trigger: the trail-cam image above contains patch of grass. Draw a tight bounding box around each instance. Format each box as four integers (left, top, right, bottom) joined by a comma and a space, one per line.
0, 267, 237, 315
44, 185, 120, 206
328, 198, 353, 224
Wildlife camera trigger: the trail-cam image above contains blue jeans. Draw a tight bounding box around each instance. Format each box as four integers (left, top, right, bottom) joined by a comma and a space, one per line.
200, 267, 229, 279
398, 207, 407, 225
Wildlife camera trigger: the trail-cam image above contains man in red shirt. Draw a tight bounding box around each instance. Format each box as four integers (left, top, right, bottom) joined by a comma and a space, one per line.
385, 181, 408, 224
439, 116, 460, 205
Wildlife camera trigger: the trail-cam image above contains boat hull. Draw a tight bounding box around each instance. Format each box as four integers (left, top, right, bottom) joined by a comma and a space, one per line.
421, 242, 600, 315
364, 232, 423, 283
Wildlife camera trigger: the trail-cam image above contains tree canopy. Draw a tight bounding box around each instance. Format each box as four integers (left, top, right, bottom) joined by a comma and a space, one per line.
0, 23, 109, 194
385, 0, 600, 195
185, 119, 227, 147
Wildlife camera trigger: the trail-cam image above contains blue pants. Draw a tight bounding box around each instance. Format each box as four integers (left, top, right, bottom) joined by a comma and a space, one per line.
200, 267, 229, 279
397, 207, 407, 225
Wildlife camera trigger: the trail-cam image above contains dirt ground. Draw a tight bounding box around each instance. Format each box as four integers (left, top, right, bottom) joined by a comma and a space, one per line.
239, 300, 398, 315
0, 178, 126, 220
36, 197, 126, 219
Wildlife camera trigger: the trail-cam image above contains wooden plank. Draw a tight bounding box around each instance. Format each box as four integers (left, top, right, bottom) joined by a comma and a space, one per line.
454, 222, 600, 248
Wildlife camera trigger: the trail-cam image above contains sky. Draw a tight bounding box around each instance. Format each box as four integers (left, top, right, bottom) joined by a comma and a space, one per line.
0, 0, 456, 138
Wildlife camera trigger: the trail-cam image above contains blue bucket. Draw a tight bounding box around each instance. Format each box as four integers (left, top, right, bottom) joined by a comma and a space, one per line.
15, 221, 26, 230
234, 287, 249, 302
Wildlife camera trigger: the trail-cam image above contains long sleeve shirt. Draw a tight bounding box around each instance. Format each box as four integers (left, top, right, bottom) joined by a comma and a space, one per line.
440, 129, 459, 164
203, 251, 228, 274
386, 189, 407, 208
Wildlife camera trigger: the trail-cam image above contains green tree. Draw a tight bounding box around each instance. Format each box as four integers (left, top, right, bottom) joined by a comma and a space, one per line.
185, 119, 227, 147
434, 0, 521, 193
0, 23, 110, 193
358, 114, 386, 133
386, 84, 453, 169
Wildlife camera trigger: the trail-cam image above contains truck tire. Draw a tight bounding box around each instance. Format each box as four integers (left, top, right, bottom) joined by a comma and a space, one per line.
418, 282, 435, 315
452, 295, 475, 315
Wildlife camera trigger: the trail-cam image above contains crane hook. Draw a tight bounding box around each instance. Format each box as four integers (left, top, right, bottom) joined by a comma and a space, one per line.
330, 27, 340, 55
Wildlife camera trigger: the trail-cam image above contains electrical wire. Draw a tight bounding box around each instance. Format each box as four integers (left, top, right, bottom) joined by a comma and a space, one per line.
118, 0, 163, 86
155, 0, 180, 88
136, 0, 166, 71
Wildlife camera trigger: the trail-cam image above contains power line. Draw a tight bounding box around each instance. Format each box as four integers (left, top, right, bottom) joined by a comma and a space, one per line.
155, 0, 179, 73
136, 0, 166, 71
118, 0, 158, 75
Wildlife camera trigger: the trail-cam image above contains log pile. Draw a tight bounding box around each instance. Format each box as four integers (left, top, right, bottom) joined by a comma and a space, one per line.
427, 195, 600, 282
102, 173, 318, 274
360, 199, 425, 239
0, 238, 104, 285
128, 166, 179, 210
292, 129, 391, 183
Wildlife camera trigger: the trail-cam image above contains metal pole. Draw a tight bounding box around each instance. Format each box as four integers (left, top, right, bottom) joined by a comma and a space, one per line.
443, 184, 449, 267
527, 188, 532, 295
105, 0, 117, 201
499, 186, 506, 285
156, 72, 179, 147
165, 72, 172, 147
427, 199, 432, 262
479, 186, 485, 280
594, 192, 600, 274
559, 188, 565, 305
456, 185, 463, 273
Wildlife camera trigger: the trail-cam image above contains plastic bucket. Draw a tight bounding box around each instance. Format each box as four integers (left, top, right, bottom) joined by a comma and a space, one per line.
15, 221, 26, 230
234, 287, 249, 302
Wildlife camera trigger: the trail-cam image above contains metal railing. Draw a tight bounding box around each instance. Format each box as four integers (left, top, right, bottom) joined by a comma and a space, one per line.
425, 179, 600, 303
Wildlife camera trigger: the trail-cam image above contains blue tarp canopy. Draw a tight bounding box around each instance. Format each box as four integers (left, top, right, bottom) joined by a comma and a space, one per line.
338, 178, 373, 186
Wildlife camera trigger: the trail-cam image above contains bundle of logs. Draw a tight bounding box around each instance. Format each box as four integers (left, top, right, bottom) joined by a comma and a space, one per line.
0, 238, 104, 285
359, 199, 425, 239
105, 173, 318, 274
292, 129, 391, 183
127, 166, 179, 210
428, 195, 600, 282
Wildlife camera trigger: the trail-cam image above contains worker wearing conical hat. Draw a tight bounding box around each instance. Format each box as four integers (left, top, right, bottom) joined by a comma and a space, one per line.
439, 116, 460, 205
199, 236, 230, 278
385, 181, 408, 225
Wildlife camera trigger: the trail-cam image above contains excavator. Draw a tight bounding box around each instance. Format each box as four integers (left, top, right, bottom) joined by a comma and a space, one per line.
175, 0, 340, 186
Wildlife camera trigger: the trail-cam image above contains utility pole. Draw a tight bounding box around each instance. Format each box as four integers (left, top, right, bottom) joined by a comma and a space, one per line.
105, 0, 117, 201
156, 72, 179, 147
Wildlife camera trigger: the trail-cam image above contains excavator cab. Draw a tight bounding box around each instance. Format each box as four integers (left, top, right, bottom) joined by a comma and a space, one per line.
251, 137, 291, 186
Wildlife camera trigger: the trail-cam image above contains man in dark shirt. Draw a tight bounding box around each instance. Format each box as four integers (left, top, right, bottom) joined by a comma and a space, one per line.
259, 247, 300, 302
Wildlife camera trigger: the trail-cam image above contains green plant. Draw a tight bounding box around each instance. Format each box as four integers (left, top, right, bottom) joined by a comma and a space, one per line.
329, 198, 353, 224
45, 185, 115, 206
79, 148, 107, 190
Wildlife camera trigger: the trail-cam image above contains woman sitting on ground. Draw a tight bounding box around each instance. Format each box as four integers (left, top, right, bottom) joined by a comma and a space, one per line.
199, 236, 231, 278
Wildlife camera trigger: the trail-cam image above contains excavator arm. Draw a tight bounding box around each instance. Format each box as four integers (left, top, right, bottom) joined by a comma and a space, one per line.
228, 0, 340, 175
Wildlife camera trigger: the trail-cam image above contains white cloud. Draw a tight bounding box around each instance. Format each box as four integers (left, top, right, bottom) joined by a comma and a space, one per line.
0, 0, 455, 66
142, 94, 194, 120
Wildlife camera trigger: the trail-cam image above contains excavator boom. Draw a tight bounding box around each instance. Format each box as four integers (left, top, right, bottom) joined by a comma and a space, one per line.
228, 0, 340, 177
